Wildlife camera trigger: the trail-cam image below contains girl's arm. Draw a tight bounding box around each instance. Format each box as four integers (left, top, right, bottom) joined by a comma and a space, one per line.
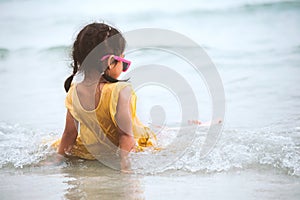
42, 111, 78, 166
58, 110, 78, 156
116, 86, 135, 171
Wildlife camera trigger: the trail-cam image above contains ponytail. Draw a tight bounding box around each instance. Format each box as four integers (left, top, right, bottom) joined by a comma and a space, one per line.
64, 75, 74, 92
64, 61, 78, 92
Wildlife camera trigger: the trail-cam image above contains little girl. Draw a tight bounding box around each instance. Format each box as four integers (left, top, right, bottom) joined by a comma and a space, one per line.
52, 22, 157, 170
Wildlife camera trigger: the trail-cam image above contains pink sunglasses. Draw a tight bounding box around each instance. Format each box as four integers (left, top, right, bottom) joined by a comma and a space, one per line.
101, 55, 131, 72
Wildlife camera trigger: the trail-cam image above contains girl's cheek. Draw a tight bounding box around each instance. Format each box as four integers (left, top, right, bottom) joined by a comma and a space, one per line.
119, 62, 123, 72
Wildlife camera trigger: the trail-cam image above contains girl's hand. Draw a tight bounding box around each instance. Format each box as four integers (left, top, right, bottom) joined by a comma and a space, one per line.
120, 157, 132, 173
40, 153, 66, 166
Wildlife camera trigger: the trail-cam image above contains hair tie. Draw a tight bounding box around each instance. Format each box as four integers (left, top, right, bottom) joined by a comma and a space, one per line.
107, 26, 112, 37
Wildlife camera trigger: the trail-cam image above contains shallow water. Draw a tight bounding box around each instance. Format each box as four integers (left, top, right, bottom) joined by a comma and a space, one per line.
1, 0, 300, 199
1, 164, 300, 200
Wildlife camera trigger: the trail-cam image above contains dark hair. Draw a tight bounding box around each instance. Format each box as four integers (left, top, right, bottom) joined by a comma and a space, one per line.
64, 22, 126, 92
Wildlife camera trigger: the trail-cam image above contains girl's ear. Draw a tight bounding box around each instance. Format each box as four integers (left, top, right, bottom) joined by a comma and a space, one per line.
107, 55, 115, 69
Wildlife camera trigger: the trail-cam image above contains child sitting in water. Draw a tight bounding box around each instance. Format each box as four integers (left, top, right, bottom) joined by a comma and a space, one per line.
52, 22, 157, 171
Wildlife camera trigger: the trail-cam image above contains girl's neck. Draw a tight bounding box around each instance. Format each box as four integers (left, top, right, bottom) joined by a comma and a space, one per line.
83, 70, 102, 82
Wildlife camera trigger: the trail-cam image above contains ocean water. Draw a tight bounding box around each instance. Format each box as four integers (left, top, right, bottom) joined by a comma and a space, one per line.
0, 0, 300, 199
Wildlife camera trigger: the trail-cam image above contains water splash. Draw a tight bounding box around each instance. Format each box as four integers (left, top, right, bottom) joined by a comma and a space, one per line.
0, 121, 299, 176
0, 122, 57, 168
174, 126, 300, 176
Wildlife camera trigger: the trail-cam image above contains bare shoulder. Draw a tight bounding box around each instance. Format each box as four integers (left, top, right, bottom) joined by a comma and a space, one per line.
119, 85, 132, 100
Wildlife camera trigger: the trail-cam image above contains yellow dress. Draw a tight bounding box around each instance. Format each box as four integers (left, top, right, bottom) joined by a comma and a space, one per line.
53, 82, 157, 160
